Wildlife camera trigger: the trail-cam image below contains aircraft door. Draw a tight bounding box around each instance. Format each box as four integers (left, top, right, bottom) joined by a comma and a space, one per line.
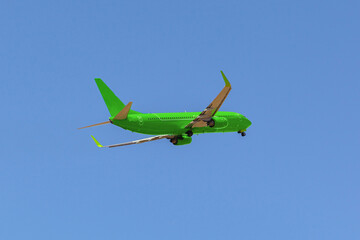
137, 115, 143, 129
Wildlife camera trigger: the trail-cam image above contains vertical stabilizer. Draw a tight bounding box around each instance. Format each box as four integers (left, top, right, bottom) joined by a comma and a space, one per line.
94, 78, 140, 116
95, 78, 125, 116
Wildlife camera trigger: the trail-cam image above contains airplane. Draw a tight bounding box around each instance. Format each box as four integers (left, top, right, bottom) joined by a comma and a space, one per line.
79, 71, 252, 148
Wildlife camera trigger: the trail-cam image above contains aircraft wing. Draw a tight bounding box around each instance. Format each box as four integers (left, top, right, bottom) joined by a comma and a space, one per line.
185, 71, 232, 128
91, 135, 174, 148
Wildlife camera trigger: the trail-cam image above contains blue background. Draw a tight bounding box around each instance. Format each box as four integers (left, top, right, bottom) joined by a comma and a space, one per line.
1, 0, 359, 239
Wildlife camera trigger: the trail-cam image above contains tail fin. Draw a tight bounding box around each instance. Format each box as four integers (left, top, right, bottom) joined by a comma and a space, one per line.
94, 78, 140, 116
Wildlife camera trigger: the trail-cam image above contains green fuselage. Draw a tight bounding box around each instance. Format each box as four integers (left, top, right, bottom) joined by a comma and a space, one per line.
110, 111, 252, 135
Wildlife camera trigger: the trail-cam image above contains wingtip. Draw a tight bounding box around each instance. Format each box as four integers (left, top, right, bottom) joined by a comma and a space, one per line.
94, 78, 104, 85
220, 71, 231, 87
91, 135, 103, 147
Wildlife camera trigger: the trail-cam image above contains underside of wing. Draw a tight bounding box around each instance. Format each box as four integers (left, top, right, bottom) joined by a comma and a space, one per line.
186, 71, 232, 128
91, 135, 174, 148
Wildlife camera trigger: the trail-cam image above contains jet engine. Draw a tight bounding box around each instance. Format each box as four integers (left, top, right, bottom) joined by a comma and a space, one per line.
208, 117, 228, 128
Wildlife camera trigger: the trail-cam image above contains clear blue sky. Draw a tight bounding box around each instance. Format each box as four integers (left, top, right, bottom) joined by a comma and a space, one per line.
1, 0, 359, 239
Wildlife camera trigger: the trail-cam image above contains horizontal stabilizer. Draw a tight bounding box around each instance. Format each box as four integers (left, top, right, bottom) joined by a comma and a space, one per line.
78, 121, 111, 130
113, 102, 133, 120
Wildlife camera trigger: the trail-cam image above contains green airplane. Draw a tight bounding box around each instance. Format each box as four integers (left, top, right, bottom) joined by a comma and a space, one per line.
79, 71, 252, 148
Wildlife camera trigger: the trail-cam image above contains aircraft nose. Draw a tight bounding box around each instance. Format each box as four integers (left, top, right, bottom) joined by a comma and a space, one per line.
244, 117, 252, 128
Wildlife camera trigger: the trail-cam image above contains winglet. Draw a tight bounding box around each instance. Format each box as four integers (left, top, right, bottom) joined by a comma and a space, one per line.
91, 135, 103, 147
220, 71, 231, 87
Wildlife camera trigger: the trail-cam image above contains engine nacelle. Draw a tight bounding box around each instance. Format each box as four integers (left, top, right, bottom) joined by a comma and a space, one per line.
174, 136, 192, 146
212, 117, 228, 128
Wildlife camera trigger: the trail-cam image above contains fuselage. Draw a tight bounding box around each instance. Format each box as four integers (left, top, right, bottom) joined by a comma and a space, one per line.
111, 111, 252, 135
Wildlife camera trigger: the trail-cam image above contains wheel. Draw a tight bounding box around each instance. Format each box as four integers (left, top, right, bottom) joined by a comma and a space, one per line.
186, 130, 193, 137
241, 132, 246, 137
207, 119, 215, 127
170, 137, 178, 145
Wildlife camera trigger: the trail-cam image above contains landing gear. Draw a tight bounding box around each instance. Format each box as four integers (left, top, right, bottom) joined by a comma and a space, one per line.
238, 131, 246, 137
207, 119, 215, 127
170, 137, 178, 145
186, 130, 193, 137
